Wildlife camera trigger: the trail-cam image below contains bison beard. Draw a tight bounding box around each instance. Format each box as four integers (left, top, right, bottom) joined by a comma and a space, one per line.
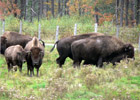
71, 36, 134, 68
50, 32, 104, 67
25, 37, 44, 77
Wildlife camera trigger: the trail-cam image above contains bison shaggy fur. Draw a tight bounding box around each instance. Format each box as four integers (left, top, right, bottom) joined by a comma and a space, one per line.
71, 36, 134, 68
24, 37, 44, 77
4, 45, 26, 72
50, 32, 104, 67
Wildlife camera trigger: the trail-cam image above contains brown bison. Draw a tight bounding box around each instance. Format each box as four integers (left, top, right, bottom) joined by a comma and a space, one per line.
0, 36, 7, 54
4, 45, 26, 72
24, 37, 44, 77
3, 31, 32, 48
0, 31, 45, 54
50, 32, 104, 67
71, 36, 134, 68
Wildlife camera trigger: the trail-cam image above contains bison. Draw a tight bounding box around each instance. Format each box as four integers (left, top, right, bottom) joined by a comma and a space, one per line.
24, 37, 44, 77
71, 36, 134, 68
50, 32, 104, 67
0, 36, 7, 54
0, 31, 45, 54
3, 31, 32, 48
4, 45, 26, 72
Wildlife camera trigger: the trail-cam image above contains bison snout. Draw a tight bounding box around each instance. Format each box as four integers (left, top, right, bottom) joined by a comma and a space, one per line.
33, 62, 39, 66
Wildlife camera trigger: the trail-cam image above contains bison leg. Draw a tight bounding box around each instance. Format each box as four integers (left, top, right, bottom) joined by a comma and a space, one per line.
37, 68, 39, 77
7, 63, 11, 72
30, 66, 34, 77
97, 57, 103, 67
73, 59, 82, 68
19, 64, 22, 72
56, 55, 67, 67
19, 67, 22, 72
33, 69, 34, 76
30, 71, 33, 77
27, 65, 30, 76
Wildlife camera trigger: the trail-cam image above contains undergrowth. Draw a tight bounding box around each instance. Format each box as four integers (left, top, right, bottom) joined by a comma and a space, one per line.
0, 47, 140, 100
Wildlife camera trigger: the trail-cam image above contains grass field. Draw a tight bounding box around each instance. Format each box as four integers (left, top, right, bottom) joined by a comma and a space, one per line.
0, 46, 140, 100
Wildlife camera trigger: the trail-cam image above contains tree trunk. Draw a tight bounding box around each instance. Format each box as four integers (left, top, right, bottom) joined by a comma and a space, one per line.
62, 0, 65, 16
30, 0, 33, 22
14, 0, 18, 17
24, 0, 28, 20
78, 0, 81, 16
38, 0, 41, 21
45, 0, 49, 18
130, 0, 135, 26
20, 0, 25, 19
58, 0, 61, 16
95, 7, 99, 24
39, 0, 43, 18
136, 0, 140, 25
116, 0, 119, 25
125, 0, 129, 26
64, 0, 69, 15
51, 0, 54, 17
120, 0, 124, 27
42, 0, 44, 17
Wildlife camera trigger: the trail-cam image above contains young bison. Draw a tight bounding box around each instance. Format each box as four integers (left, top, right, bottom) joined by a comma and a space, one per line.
4, 45, 26, 72
24, 37, 44, 77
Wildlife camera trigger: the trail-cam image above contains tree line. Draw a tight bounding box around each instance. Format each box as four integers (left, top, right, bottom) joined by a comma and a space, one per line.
0, 0, 140, 26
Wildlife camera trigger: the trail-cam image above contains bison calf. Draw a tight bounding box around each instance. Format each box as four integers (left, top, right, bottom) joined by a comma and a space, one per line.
4, 45, 26, 72
71, 36, 134, 68
24, 37, 44, 77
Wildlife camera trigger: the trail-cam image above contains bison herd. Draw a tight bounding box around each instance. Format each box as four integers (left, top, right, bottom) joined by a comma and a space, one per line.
0, 31, 134, 77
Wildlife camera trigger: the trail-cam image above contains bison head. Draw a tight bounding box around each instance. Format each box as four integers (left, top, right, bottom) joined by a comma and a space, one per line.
29, 47, 44, 66
0, 36, 7, 54
17, 50, 26, 64
123, 44, 134, 59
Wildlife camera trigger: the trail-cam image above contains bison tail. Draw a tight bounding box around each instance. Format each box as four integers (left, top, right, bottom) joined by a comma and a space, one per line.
39, 39, 45, 47
50, 41, 59, 52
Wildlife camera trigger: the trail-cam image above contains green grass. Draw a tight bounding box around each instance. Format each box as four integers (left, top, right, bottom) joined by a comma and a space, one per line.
0, 46, 140, 100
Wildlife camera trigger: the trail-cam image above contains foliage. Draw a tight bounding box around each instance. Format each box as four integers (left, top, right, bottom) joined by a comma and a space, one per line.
2, 15, 140, 44
0, 0, 20, 19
